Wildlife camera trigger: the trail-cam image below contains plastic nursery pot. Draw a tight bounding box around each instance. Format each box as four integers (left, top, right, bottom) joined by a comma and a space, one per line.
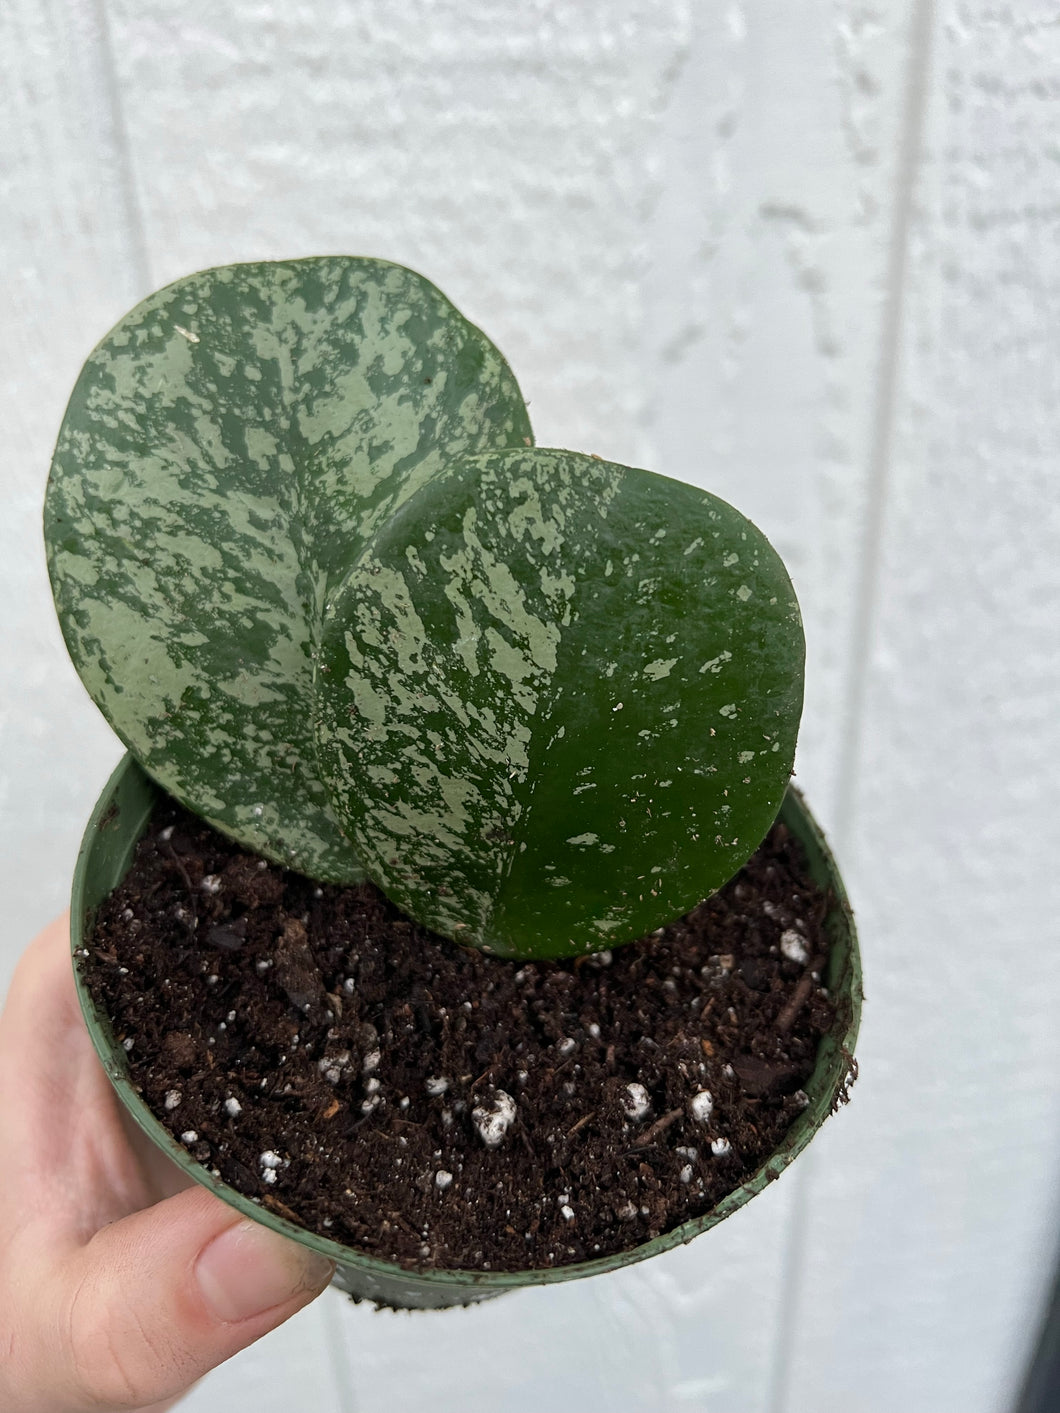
71, 754, 861, 1311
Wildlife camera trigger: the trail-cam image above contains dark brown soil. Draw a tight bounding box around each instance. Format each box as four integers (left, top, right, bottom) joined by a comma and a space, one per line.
81, 800, 838, 1273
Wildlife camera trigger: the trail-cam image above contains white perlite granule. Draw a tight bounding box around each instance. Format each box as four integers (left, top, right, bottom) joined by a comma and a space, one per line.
711, 1137, 732, 1157
621, 1082, 651, 1121
780, 928, 810, 965
425, 1075, 450, 1097
319, 1052, 350, 1084
259, 1150, 282, 1170
223, 1097, 242, 1118
679, 1164, 694, 1184
435, 1170, 454, 1190
164, 1090, 182, 1110
472, 1090, 517, 1147
690, 1090, 714, 1123
180, 1130, 198, 1144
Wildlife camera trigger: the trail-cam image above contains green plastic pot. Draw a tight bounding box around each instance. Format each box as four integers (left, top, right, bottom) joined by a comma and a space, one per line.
71, 754, 861, 1311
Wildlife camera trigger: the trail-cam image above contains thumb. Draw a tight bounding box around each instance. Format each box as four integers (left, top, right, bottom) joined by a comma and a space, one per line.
47, 1185, 334, 1410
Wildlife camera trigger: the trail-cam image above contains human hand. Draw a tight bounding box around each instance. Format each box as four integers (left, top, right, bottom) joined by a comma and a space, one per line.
0, 915, 335, 1412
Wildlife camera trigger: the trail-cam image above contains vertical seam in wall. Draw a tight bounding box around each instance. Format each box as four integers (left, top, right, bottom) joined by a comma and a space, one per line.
90, 0, 152, 294
765, 4, 936, 1412
831, 0, 936, 850
764, 1154, 814, 1413
320, 1292, 361, 1413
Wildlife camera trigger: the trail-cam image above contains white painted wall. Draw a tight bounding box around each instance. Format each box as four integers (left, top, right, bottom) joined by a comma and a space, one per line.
2, 2, 1057, 1409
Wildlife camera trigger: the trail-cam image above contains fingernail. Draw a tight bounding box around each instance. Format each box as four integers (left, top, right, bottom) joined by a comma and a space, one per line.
196, 1219, 334, 1323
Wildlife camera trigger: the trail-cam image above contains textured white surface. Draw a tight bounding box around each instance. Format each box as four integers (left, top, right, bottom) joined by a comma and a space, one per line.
1, 0, 135, 981
781, 8, 1060, 1410
2, 1, 1058, 1410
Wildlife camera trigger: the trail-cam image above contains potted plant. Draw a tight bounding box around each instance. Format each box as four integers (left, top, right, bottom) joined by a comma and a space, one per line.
45, 257, 860, 1309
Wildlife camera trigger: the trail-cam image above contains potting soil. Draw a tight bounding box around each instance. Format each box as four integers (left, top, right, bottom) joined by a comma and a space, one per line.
82, 803, 839, 1272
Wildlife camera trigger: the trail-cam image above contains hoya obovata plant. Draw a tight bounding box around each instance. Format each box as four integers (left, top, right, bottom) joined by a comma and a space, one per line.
45, 257, 804, 962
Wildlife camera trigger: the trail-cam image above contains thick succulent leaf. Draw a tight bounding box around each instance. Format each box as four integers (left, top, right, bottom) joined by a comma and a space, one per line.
315, 448, 804, 958
45, 258, 532, 880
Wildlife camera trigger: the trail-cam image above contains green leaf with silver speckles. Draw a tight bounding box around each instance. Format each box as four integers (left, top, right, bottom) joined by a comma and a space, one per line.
314, 447, 804, 959
44, 258, 532, 880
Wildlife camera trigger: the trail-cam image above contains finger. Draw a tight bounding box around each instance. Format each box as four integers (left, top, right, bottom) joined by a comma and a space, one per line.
33, 1184, 334, 1411
116, 1099, 198, 1204
0, 915, 164, 1229
0, 913, 83, 1076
